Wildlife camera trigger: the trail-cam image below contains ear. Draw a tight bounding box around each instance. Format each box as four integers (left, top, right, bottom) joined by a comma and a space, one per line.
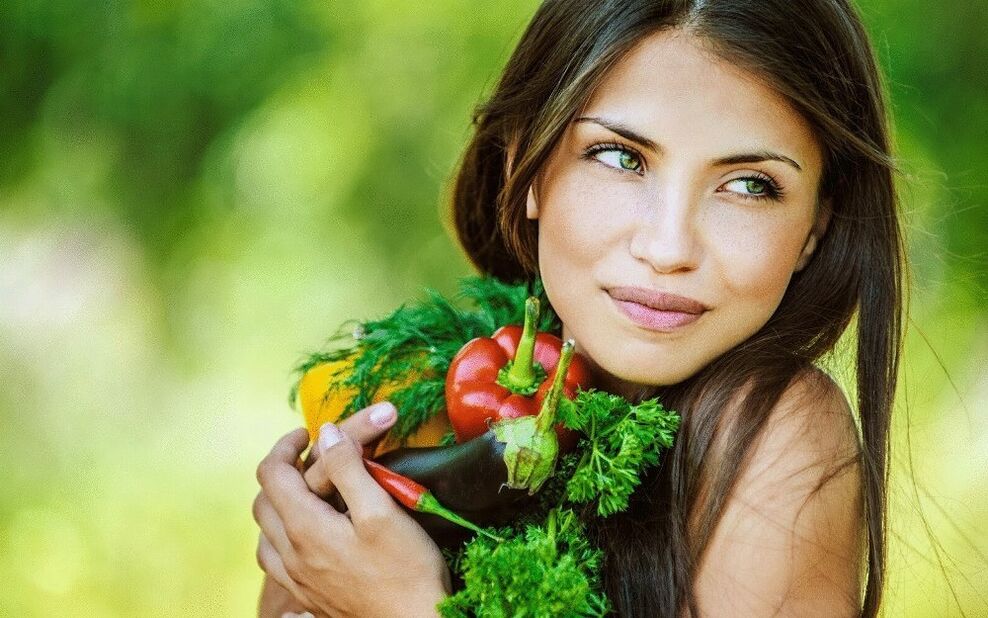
505, 136, 540, 220
794, 199, 831, 272
526, 185, 539, 220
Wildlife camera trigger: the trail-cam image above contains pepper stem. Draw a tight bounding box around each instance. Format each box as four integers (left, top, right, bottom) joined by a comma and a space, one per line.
534, 339, 574, 434
416, 492, 504, 542
499, 297, 541, 392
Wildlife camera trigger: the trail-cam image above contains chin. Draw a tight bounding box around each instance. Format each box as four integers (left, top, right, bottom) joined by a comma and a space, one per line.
613, 363, 702, 387
585, 339, 710, 389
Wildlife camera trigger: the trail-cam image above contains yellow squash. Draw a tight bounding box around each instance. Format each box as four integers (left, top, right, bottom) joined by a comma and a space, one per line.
296, 359, 451, 457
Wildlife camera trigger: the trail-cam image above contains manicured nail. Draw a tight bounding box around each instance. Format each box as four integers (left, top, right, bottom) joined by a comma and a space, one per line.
368, 402, 397, 428
317, 422, 343, 453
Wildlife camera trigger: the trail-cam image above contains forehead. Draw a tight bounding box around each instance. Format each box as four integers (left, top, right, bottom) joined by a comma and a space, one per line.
580, 29, 822, 172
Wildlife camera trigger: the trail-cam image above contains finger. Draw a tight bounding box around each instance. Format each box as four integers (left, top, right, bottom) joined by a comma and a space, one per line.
257, 531, 307, 603
305, 421, 360, 498
263, 428, 310, 469
339, 400, 397, 449
257, 429, 349, 532
252, 490, 292, 558
310, 422, 395, 533
306, 401, 398, 470
303, 401, 396, 497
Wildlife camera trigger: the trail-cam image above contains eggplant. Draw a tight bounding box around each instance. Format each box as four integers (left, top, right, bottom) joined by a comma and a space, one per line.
375, 429, 536, 548
373, 340, 579, 548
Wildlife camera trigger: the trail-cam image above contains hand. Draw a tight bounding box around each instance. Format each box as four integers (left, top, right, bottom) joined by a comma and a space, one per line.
254, 403, 451, 617
256, 403, 398, 618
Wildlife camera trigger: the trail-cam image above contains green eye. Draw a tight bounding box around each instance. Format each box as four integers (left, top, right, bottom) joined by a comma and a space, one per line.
743, 179, 767, 194
618, 151, 640, 171
590, 147, 643, 173
722, 175, 783, 201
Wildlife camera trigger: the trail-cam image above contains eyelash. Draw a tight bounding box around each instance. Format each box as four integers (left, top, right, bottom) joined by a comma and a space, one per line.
731, 171, 786, 202
582, 141, 645, 175
580, 141, 787, 202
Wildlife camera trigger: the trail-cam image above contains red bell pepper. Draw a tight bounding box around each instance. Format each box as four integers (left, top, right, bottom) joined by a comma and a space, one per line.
444, 297, 592, 447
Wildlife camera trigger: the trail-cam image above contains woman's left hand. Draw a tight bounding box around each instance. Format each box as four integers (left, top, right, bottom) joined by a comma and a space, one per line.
253, 414, 451, 617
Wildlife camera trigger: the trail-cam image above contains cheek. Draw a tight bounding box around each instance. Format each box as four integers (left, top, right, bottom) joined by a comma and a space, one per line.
535, 176, 634, 343
536, 177, 631, 274
707, 212, 809, 314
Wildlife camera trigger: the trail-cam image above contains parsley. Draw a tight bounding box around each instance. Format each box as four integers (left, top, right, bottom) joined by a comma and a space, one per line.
438, 509, 610, 618
559, 390, 680, 516
290, 277, 682, 615
442, 391, 680, 615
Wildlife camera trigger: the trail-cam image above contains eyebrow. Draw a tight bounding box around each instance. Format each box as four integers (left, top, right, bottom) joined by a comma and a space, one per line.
573, 116, 804, 172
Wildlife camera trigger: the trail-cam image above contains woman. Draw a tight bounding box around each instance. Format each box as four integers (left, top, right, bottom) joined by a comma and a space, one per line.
253, 0, 902, 615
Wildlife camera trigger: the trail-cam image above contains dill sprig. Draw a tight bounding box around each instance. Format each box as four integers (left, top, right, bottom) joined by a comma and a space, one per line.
289, 277, 681, 615
288, 276, 559, 441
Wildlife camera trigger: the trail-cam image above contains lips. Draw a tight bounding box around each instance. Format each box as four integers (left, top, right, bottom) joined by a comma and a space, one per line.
606, 286, 707, 331
606, 287, 707, 314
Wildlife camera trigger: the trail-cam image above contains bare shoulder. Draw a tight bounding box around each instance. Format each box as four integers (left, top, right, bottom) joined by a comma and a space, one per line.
756, 367, 860, 480
693, 368, 864, 617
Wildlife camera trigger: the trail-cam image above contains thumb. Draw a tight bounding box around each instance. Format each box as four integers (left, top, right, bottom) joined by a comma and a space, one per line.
306, 401, 398, 466
310, 422, 390, 520
302, 402, 397, 499
303, 421, 361, 498
306, 401, 397, 468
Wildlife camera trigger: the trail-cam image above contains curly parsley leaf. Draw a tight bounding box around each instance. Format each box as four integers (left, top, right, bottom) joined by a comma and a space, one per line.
438, 508, 610, 618
561, 389, 680, 517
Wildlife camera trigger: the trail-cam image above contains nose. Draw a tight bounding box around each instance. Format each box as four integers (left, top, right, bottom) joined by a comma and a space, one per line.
628, 182, 701, 274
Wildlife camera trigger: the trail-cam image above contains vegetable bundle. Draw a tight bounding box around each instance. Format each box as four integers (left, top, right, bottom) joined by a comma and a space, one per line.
290, 277, 680, 616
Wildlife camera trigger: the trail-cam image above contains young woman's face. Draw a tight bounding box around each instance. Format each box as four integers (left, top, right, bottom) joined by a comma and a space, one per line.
530, 30, 826, 395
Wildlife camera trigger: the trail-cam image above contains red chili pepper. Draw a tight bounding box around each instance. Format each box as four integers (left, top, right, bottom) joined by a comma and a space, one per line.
363, 458, 502, 541
445, 297, 592, 447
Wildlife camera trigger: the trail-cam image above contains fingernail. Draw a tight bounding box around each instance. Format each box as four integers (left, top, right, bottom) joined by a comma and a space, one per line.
317, 422, 343, 453
368, 402, 397, 428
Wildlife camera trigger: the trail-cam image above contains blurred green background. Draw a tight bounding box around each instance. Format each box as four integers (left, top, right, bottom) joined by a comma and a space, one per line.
0, 1, 984, 615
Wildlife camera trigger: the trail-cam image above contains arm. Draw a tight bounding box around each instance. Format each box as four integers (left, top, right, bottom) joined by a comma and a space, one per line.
254, 405, 450, 617
692, 370, 864, 617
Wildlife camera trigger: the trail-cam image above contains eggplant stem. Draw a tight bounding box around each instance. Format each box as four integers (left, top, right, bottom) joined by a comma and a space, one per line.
416, 492, 504, 542
535, 339, 574, 434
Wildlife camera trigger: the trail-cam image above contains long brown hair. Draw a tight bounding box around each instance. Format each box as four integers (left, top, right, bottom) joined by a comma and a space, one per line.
450, 1, 903, 615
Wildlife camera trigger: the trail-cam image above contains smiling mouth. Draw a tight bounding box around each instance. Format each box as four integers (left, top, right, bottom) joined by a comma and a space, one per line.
606, 287, 707, 332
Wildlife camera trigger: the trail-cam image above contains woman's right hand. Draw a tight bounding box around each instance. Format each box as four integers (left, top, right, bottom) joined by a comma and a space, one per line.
255, 402, 411, 617
255, 402, 449, 617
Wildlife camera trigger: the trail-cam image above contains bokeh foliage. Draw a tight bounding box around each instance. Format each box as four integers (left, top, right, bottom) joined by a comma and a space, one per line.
1, 1, 984, 615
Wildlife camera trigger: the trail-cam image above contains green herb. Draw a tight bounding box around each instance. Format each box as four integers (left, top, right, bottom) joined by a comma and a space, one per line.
290, 277, 682, 615
288, 276, 559, 441
438, 508, 610, 618
558, 390, 680, 516
441, 391, 680, 615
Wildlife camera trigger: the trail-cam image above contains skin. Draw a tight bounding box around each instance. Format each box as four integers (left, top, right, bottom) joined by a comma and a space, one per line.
530, 30, 828, 394
254, 404, 449, 617
255, 29, 862, 616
